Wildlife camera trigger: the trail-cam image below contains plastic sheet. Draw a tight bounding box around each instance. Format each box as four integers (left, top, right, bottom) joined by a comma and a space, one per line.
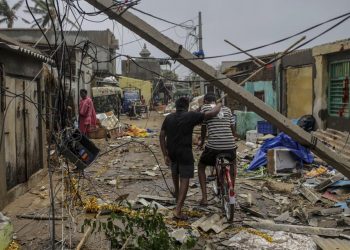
248, 132, 314, 171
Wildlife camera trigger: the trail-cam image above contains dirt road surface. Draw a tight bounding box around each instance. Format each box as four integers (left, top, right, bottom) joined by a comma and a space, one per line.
2, 111, 317, 250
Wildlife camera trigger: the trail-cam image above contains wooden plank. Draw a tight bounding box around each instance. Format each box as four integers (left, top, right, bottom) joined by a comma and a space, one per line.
84, 0, 350, 178
315, 174, 344, 192
4, 77, 17, 190
24, 80, 41, 178
318, 207, 343, 216
15, 79, 26, 184
299, 186, 321, 204
16, 214, 67, 220
137, 194, 174, 203
243, 220, 344, 236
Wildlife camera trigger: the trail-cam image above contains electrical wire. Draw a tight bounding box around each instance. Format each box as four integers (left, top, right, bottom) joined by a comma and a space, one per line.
119, 11, 350, 61
131, 7, 195, 29
119, 18, 197, 47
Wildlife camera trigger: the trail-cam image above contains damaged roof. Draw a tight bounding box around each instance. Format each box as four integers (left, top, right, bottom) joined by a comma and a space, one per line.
0, 32, 54, 64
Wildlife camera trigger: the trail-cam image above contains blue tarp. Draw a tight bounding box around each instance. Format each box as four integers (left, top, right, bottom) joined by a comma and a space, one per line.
330, 180, 350, 187
247, 132, 314, 171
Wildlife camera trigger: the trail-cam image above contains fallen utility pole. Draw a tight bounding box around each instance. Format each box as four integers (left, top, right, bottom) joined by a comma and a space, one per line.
84, 0, 350, 178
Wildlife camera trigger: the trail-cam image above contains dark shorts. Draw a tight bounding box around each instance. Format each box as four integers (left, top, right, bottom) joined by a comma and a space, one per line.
171, 162, 194, 178
199, 147, 236, 167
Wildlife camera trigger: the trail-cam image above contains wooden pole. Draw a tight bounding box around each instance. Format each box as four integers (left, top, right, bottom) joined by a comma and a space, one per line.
224, 39, 266, 66
76, 211, 101, 250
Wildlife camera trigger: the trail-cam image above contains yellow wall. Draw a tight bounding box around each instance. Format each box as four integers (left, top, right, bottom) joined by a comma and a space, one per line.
119, 76, 152, 104
286, 66, 313, 119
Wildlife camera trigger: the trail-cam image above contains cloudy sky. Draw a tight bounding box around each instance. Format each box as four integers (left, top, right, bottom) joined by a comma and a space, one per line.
6, 0, 350, 78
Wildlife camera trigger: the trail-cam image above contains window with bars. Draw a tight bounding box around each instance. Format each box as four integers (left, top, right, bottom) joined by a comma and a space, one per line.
328, 61, 350, 118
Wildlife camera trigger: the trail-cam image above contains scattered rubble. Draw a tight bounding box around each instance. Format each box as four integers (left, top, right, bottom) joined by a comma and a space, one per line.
191, 214, 230, 234
4, 114, 350, 249
222, 229, 317, 249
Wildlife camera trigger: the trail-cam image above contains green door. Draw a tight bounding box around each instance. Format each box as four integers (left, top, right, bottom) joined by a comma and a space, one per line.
328, 60, 350, 118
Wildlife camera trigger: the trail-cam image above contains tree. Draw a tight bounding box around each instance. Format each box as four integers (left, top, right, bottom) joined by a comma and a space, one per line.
24, 0, 77, 29
0, 0, 23, 28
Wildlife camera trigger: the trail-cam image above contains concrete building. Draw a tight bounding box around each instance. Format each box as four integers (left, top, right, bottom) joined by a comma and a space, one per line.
121, 44, 162, 81
0, 29, 119, 113
312, 39, 350, 131
279, 49, 314, 119
225, 54, 278, 137
74, 30, 119, 77
223, 39, 350, 136
0, 32, 51, 209
0, 29, 118, 77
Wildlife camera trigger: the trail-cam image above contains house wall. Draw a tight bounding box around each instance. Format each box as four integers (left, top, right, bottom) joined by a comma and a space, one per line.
0, 64, 6, 209
234, 110, 264, 138
122, 59, 161, 81
0, 29, 118, 77
313, 39, 350, 130
280, 49, 314, 117
72, 50, 93, 115
79, 30, 118, 76
285, 66, 313, 119
235, 80, 276, 137
119, 76, 153, 104
245, 81, 276, 109
0, 50, 46, 209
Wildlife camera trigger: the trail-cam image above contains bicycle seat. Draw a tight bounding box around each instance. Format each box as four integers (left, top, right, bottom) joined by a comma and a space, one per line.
216, 153, 233, 161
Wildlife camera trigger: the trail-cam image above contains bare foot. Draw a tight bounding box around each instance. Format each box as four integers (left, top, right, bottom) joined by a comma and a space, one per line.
173, 212, 189, 221
199, 199, 208, 206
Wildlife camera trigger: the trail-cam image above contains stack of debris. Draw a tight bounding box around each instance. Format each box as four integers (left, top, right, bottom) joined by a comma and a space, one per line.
313, 129, 350, 161
95, 111, 121, 138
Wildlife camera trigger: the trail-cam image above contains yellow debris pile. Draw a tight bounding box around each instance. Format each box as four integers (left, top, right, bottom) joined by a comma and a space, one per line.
164, 219, 190, 228
83, 197, 142, 218
234, 227, 273, 243
305, 166, 328, 178
6, 241, 20, 250
125, 125, 149, 137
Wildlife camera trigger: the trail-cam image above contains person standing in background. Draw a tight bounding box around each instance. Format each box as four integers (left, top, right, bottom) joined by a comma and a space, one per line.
79, 89, 97, 135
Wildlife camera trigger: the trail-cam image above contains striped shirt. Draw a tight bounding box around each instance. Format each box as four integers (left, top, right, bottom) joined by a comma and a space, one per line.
201, 104, 235, 150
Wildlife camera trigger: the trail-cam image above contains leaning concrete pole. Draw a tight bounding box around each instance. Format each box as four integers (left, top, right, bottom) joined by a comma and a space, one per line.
84, 0, 350, 178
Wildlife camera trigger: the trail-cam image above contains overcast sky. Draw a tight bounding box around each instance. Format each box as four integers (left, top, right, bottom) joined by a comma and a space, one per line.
7, 0, 350, 78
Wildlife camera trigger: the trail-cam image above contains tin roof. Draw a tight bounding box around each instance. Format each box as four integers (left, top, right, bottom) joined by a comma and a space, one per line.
0, 32, 54, 64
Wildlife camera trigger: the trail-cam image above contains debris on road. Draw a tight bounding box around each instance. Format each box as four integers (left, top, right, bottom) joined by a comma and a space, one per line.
243, 219, 345, 236
191, 214, 230, 233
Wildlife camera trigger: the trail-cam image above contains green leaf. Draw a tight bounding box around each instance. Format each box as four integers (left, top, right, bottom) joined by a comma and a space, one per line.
110, 212, 117, 220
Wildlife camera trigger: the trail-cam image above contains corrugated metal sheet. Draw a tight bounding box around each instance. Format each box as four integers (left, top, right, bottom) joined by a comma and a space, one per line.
191, 214, 229, 233
313, 236, 350, 250
0, 33, 54, 64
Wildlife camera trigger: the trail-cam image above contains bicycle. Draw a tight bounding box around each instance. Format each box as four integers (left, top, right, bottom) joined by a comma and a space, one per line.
210, 153, 237, 222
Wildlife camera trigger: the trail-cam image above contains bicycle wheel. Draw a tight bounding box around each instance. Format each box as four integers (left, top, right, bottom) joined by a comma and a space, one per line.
222, 173, 235, 222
